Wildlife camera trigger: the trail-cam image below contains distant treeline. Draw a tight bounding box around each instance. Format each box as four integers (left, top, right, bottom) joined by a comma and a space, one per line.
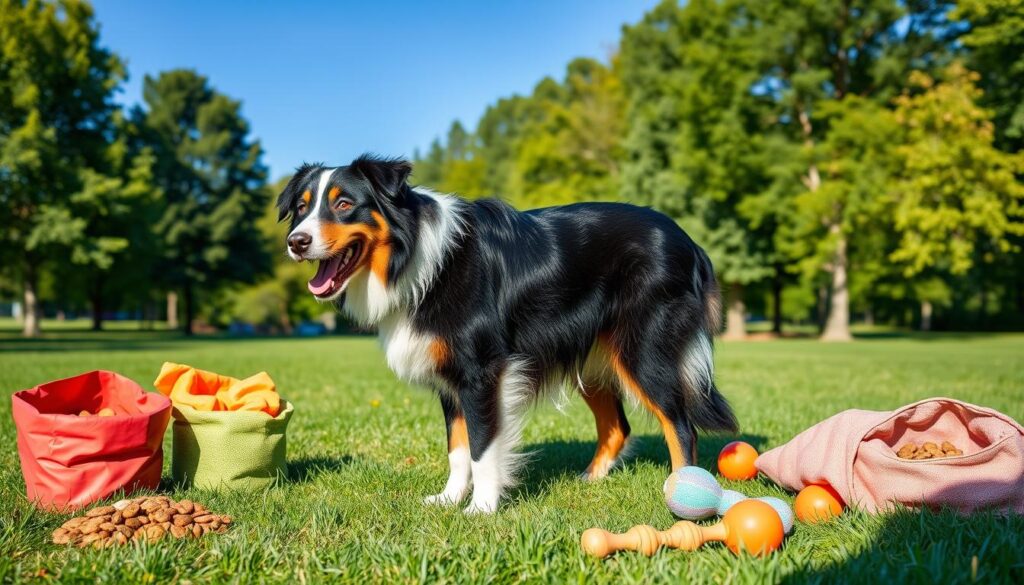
412, 0, 1024, 338
1, 0, 1022, 339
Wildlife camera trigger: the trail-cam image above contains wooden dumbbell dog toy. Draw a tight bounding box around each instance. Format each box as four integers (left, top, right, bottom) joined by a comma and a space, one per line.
581, 499, 784, 558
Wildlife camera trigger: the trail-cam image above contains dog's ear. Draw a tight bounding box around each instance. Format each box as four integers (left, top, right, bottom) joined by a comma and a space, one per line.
277, 163, 321, 221
351, 154, 413, 200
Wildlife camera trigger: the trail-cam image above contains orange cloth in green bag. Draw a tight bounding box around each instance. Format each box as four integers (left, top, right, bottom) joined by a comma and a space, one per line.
153, 362, 281, 417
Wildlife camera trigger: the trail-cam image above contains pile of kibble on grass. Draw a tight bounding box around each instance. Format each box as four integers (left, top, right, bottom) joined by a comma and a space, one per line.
51, 496, 232, 548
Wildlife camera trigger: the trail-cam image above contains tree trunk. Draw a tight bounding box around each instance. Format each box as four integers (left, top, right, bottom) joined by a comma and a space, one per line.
182, 285, 194, 336
920, 300, 933, 332
723, 283, 746, 340
167, 291, 179, 330
91, 275, 104, 331
771, 264, 783, 335
821, 229, 853, 342
816, 285, 828, 333
22, 263, 42, 338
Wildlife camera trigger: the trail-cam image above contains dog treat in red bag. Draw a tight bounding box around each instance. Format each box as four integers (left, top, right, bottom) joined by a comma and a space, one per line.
12, 370, 172, 510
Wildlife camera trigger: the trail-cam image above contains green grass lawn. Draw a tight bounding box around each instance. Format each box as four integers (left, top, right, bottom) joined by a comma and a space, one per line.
0, 329, 1022, 584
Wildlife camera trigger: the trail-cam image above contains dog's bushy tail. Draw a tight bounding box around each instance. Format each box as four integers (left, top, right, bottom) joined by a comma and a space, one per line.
683, 251, 738, 434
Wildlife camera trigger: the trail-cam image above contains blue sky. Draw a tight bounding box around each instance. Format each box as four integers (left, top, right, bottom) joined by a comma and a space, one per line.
92, 1, 655, 180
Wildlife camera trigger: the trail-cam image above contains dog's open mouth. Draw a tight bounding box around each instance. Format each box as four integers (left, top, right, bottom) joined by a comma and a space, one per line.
307, 241, 363, 298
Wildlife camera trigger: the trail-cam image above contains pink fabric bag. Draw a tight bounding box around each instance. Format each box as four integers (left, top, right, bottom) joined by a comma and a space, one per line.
755, 398, 1024, 514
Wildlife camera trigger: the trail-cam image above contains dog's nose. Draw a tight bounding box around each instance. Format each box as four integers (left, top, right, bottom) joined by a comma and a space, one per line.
288, 232, 312, 255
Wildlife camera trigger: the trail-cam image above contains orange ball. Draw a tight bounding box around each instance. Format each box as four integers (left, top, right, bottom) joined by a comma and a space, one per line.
718, 441, 759, 480
794, 484, 844, 524
722, 499, 785, 556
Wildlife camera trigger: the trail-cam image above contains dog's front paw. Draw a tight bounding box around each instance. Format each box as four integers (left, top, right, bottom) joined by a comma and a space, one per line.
423, 491, 464, 506
463, 499, 498, 515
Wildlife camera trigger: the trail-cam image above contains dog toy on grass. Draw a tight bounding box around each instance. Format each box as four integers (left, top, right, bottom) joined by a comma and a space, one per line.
663, 466, 722, 519
794, 484, 844, 524
582, 499, 785, 558
664, 467, 795, 532
718, 441, 759, 480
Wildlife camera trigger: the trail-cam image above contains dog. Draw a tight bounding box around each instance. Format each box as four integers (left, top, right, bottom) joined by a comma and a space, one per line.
277, 154, 737, 513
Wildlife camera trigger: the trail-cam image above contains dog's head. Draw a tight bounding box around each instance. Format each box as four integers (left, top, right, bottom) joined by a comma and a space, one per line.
277, 155, 416, 301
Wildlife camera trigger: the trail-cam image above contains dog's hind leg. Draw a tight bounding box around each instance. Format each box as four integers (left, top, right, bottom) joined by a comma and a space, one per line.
579, 387, 631, 480
424, 393, 472, 506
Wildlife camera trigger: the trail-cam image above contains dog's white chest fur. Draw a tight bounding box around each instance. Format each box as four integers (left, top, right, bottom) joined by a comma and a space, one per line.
377, 313, 439, 386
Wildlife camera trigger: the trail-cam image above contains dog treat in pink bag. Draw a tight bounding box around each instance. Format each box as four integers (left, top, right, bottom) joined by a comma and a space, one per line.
756, 398, 1024, 514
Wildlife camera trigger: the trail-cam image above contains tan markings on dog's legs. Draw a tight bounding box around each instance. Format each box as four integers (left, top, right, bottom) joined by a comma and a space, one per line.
580, 388, 629, 479
425, 413, 471, 506
608, 348, 688, 470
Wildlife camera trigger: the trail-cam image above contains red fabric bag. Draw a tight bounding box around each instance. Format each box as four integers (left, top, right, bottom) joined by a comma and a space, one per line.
756, 398, 1024, 514
12, 370, 172, 511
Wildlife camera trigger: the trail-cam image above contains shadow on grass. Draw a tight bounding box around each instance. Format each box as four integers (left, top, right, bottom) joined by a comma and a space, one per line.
287, 454, 354, 483
782, 479, 1024, 584
511, 432, 767, 501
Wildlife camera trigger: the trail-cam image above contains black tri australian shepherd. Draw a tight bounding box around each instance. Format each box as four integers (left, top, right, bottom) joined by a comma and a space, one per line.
278, 155, 737, 513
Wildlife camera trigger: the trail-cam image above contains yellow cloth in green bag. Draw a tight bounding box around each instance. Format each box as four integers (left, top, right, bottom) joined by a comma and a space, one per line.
171, 400, 293, 489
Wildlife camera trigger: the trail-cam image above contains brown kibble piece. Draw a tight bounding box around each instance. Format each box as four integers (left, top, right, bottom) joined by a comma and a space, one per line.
111, 511, 123, 524
192, 524, 202, 538
86, 506, 115, 518
948, 448, 963, 456
145, 525, 165, 542
220, 515, 232, 525
173, 514, 193, 527
97, 407, 115, 417
125, 518, 141, 529
113, 532, 128, 545
78, 410, 92, 416
177, 500, 194, 515
193, 503, 207, 514
115, 525, 133, 539
79, 521, 100, 535
99, 522, 116, 532
122, 503, 141, 518
170, 525, 188, 539
193, 514, 213, 524
152, 509, 173, 523
138, 516, 150, 525
61, 517, 87, 530
941, 441, 957, 452
52, 528, 71, 545
140, 500, 161, 513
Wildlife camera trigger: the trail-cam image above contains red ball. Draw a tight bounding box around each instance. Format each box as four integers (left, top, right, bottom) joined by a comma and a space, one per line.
722, 499, 785, 556
794, 484, 844, 524
718, 441, 759, 480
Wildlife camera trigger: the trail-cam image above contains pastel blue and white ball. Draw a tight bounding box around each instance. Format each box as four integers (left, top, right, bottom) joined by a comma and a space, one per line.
716, 489, 748, 515
663, 466, 722, 520
755, 496, 795, 534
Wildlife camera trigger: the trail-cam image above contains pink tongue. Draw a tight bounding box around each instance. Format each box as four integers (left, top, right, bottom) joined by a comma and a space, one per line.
308, 256, 343, 295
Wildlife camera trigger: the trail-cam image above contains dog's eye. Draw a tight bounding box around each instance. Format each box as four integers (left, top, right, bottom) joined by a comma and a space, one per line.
335, 199, 353, 212
297, 202, 307, 215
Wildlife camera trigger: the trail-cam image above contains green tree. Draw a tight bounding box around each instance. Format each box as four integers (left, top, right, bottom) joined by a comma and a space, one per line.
0, 0, 125, 336
511, 57, 625, 209
952, 0, 1024, 153
749, 0, 950, 340
135, 69, 270, 335
888, 64, 1024, 328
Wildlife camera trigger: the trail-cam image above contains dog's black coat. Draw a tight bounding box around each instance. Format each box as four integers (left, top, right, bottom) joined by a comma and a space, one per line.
279, 155, 737, 508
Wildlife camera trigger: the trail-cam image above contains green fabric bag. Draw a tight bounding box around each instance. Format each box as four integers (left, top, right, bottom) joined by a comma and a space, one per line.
171, 400, 294, 490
